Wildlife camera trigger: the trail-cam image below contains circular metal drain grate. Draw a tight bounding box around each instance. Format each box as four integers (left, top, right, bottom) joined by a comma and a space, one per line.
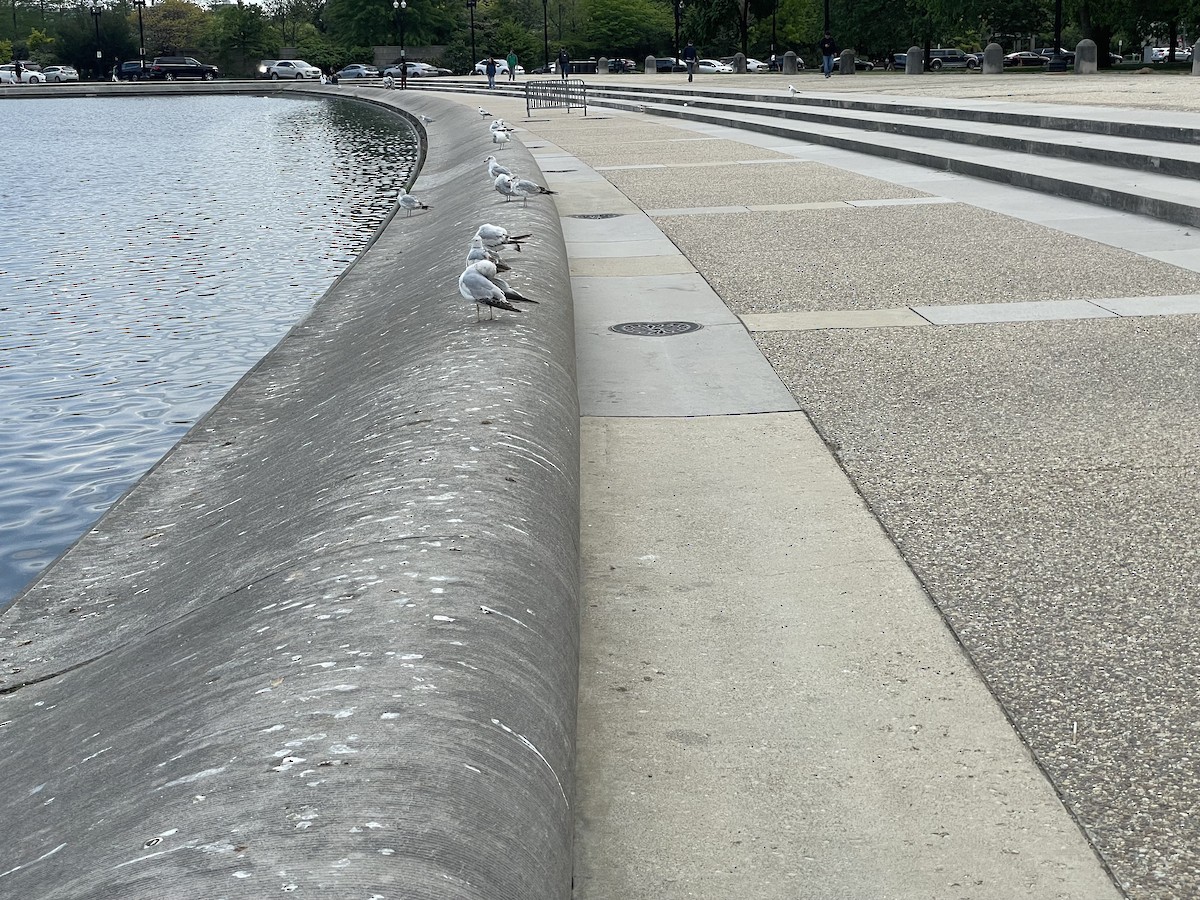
610, 321, 703, 336
570, 213, 625, 219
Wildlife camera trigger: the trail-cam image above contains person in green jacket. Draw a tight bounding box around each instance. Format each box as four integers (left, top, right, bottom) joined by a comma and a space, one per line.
507, 50, 518, 81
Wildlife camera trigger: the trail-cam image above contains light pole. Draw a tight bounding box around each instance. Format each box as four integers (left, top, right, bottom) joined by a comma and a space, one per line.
673, 0, 684, 66
133, 0, 145, 70
542, 0, 548, 71
466, 0, 477, 68
89, 5, 103, 81
393, 0, 407, 88
771, 0, 777, 67
823, 0, 829, 35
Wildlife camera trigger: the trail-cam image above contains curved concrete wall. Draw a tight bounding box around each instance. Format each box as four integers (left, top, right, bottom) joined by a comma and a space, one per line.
0, 89, 579, 899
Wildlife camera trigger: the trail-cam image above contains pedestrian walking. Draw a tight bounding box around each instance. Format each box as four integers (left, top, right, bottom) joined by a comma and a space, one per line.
819, 31, 838, 78
507, 49, 517, 81
682, 40, 698, 82
485, 56, 497, 89
13, 59, 23, 83
558, 47, 569, 80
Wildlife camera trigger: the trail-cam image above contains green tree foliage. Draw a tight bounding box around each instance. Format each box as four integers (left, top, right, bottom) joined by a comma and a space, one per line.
210, 0, 278, 75
142, 0, 211, 55
576, 0, 671, 58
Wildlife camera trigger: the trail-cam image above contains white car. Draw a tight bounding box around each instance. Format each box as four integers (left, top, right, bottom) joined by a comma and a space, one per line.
697, 58, 733, 74
0, 64, 45, 84
268, 60, 322, 79
719, 56, 770, 72
42, 65, 79, 82
474, 59, 511, 75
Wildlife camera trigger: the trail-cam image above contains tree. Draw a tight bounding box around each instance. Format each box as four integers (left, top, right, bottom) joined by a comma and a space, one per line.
142, 0, 211, 55
210, 0, 276, 75
577, 0, 671, 58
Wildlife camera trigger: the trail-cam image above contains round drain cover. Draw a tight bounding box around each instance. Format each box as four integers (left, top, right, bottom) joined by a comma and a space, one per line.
570, 213, 624, 219
610, 321, 703, 336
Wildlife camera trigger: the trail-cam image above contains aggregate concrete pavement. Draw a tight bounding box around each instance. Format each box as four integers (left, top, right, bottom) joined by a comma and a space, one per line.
438, 78, 1200, 899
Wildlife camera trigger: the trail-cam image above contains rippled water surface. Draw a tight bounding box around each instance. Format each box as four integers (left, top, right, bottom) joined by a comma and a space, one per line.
0, 95, 416, 607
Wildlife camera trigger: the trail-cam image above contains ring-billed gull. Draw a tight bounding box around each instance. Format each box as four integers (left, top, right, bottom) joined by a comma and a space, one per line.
478, 106, 492, 117
476, 224, 531, 252
459, 265, 521, 319
507, 175, 556, 205
398, 188, 431, 216
420, 113, 435, 124
469, 260, 538, 303
491, 130, 511, 149
485, 155, 512, 178
494, 172, 517, 202
466, 236, 511, 271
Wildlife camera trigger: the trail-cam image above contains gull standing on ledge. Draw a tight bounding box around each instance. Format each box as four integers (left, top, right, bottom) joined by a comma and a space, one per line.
469, 260, 538, 303
476, 224, 531, 252
459, 265, 521, 319
494, 173, 517, 202
466, 236, 511, 271
485, 155, 512, 178
478, 106, 492, 117
491, 130, 512, 149
508, 175, 557, 206
398, 188, 431, 217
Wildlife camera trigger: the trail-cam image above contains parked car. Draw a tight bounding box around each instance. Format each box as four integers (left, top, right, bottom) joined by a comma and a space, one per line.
1, 63, 44, 83
890, 52, 909, 69
1003, 51, 1049, 67
1035, 47, 1075, 64
384, 61, 434, 78
256, 59, 277, 78
1109, 52, 1125, 65
41, 65, 79, 82
928, 48, 974, 70
718, 56, 770, 72
333, 63, 379, 80
115, 60, 149, 81
697, 58, 734, 73
833, 56, 875, 71
268, 60, 322, 79
473, 59, 511, 75
607, 58, 636, 73
654, 58, 686, 73
147, 56, 219, 80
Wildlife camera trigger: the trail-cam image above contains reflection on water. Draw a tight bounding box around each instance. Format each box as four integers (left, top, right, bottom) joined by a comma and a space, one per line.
0, 94, 416, 607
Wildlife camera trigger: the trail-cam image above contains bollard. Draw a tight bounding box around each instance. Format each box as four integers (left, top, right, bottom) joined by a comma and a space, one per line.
646, 54, 659, 74
733, 52, 747, 73
1074, 39, 1097, 74
905, 45, 922, 74
596, 55, 608, 76
982, 42, 1003, 74
783, 50, 798, 74
838, 48, 855, 74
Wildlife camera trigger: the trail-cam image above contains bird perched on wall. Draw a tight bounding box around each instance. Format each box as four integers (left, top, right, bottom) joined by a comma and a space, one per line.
491, 130, 512, 149
419, 113, 435, 125
476, 224, 531, 252
788, 84, 797, 96
469, 259, 538, 304
489, 119, 515, 133
478, 106, 492, 117
507, 175, 557, 206
494, 173, 517, 202
485, 155, 512, 179
382, 75, 394, 89
459, 265, 521, 319
466, 236, 510, 271
398, 188, 431, 217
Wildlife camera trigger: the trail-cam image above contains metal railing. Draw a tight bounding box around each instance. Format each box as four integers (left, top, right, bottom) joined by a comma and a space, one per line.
525, 78, 587, 116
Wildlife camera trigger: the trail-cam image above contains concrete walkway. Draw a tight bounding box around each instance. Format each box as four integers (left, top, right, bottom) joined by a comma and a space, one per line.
439, 79, 1200, 899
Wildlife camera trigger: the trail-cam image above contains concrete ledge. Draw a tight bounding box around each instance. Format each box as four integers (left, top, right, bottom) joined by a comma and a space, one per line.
0, 90, 580, 899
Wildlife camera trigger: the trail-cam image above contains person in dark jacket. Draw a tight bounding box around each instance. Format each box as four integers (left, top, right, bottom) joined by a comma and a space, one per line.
819, 31, 838, 77
682, 40, 698, 81
485, 56, 497, 89
558, 47, 569, 80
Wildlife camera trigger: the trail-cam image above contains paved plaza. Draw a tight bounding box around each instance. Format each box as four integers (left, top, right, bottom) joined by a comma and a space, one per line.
441, 73, 1200, 900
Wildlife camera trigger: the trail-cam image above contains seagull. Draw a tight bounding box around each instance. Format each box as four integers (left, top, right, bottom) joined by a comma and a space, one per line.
398, 188, 431, 217
507, 175, 557, 205
489, 119, 515, 132
419, 113, 435, 125
476, 223, 531, 252
470, 260, 538, 303
491, 130, 512, 149
485, 155, 512, 178
459, 265, 521, 319
466, 236, 511, 271
382, 75, 394, 89
788, 84, 797, 96
478, 106, 492, 117
494, 173, 517, 202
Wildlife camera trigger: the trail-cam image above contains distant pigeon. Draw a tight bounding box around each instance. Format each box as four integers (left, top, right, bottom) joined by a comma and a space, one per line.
478, 106, 492, 117
398, 187, 430, 217
508, 175, 556, 205
485, 154, 512, 178
459, 265, 521, 319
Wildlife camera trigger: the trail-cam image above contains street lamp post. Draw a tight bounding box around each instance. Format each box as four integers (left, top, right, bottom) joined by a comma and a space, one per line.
823, 0, 829, 34
673, 0, 683, 66
771, 0, 777, 66
89, 5, 103, 81
466, 0, 477, 69
133, 0, 146, 70
393, 0, 407, 88
542, 0, 548, 71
